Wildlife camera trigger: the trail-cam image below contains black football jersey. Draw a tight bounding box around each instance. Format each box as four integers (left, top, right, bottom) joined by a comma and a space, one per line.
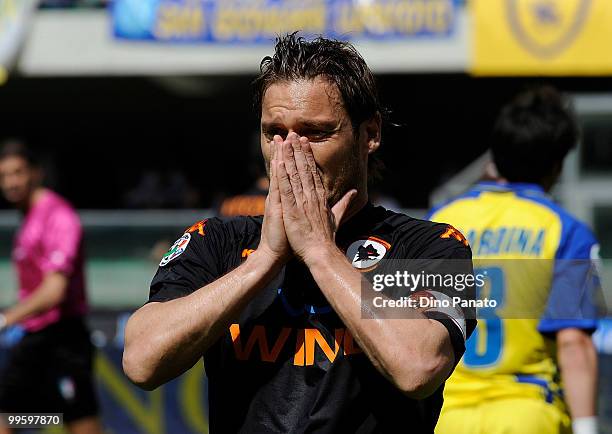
149, 202, 476, 433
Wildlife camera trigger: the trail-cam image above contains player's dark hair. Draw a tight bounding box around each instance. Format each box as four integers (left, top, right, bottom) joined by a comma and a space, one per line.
0, 139, 39, 167
491, 86, 578, 185
253, 32, 386, 182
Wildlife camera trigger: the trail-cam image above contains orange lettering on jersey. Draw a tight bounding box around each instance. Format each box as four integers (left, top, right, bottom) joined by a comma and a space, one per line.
186, 220, 207, 237
304, 328, 344, 365
294, 328, 306, 366
230, 324, 363, 366
229, 324, 291, 363
440, 225, 469, 246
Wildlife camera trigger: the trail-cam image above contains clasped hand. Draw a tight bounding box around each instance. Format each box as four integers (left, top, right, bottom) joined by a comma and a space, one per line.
258, 132, 356, 266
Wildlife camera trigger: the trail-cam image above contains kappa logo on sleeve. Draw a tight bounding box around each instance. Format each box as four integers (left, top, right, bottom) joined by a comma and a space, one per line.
242, 249, 255, 258
440, 225, 469, 246
160, 233, 191, 267
186, 220, 207, 236
346, 236, 391, 271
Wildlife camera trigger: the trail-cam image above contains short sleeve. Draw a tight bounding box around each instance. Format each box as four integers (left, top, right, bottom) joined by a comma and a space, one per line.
392, 223, 477, 366
538, 222, 601, 334
39, 207, 82, 276
148, 218, 224, 303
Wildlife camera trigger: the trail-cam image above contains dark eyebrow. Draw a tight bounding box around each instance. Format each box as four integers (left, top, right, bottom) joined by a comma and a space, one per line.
299, 120, 340, 132
262, 120, 338, 130
261, 122, 285, 131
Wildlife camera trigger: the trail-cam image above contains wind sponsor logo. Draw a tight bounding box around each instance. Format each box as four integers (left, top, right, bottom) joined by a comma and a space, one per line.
229, 324, 363, 366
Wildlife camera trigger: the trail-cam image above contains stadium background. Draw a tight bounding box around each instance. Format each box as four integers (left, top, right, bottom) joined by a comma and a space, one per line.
0, 0, 611, 432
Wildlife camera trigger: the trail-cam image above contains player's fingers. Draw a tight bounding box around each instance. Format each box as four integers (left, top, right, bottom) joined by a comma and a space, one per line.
301, 140, 326, 202
272, 135, 283, 162
266, 140, 282, 209
293, 136, 316, 198
282, 135, 304, 203
297, 136, 327, 225
268, 159, 281, 211
276, 160, 297, 211
331, 189, 357, 230
264, 190, 273, 219
300, 138, 317, 173
268, 138, 282, 204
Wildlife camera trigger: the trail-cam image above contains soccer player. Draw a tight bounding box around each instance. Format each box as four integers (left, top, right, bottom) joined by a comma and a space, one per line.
0, 141, 101, 434
430, 87, 600, 434
123, 34, 476, 433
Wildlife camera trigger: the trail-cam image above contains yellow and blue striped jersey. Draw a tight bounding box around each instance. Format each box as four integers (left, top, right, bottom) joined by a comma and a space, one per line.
427, 181, 600, 409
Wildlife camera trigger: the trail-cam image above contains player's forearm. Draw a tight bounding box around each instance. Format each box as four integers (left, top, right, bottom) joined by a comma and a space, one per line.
123, 250, 282, 390
306, 246, 454, 398
558, 331, 598, 418
2, 272, 68, 326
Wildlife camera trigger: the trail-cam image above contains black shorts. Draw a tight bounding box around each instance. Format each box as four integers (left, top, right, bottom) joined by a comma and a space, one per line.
0, 317, 99, 423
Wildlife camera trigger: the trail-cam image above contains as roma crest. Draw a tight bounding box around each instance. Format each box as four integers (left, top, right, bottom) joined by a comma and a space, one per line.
507, 0, 592, 58
346, 236, 391, 272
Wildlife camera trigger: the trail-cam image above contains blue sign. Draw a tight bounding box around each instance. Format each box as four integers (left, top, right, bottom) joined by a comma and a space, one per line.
111, 0, 460, 43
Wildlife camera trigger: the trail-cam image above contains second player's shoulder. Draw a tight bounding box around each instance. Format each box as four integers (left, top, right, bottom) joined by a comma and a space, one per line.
515, 189, 592, 233
426, 187, 484, 221
517, 193, 599, 256
552, 210, 599, 259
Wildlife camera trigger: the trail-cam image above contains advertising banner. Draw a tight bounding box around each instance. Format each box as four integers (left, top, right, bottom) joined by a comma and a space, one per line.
112, 0, 460, 43
472, 0, 612, 75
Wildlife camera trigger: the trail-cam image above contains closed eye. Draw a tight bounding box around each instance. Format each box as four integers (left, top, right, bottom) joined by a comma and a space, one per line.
301, 130, 333, 142
262, 127, 287, 141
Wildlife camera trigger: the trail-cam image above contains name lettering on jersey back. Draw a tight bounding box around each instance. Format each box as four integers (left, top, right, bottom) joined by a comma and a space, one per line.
229, 324, 363, 366
466, 227, 545, 256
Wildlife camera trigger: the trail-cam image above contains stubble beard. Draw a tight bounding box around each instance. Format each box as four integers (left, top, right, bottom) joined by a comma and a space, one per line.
324, 153, 365, 209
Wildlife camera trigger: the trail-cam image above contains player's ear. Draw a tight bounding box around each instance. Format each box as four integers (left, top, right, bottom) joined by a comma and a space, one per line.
364, 112, 381, 155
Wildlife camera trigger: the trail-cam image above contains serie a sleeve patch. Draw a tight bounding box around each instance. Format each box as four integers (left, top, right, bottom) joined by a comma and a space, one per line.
159, 233, 191, 267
